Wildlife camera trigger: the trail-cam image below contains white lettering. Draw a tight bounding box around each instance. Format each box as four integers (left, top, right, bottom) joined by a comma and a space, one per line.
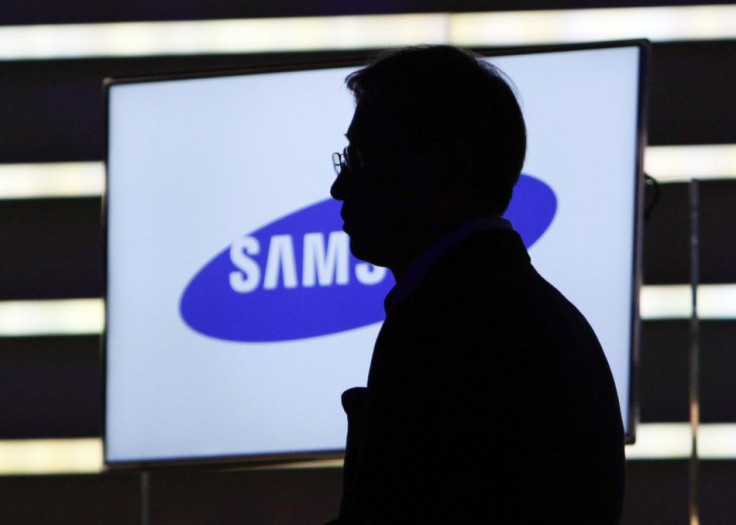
263, 234, 298, 290
302, 232, 349, 287
355, 262, 387, 285
229, 236, 261, 293
228, 230, 387, 292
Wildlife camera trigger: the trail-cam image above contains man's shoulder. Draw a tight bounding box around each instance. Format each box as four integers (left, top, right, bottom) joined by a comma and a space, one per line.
409, 228, 553, 311
391, 228, 609, 370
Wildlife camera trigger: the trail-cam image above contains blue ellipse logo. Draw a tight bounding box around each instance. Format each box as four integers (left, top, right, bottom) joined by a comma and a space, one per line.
504, 174, 558, 247
180, 173, 556, 342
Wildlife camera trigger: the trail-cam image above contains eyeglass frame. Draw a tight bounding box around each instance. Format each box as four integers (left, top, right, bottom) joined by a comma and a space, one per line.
331, 146, 365, 177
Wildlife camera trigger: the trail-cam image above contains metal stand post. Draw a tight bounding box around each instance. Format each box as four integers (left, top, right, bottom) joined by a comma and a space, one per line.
688, 179, 700, 525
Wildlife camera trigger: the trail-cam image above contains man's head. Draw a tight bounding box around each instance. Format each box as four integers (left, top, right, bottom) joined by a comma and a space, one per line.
331, 45, 526, 275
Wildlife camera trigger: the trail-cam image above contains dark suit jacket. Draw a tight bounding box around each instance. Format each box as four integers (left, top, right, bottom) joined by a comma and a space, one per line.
335, 229, 625, 524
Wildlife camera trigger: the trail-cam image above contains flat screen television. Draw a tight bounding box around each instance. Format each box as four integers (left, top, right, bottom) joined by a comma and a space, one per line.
104, 40, 647, 467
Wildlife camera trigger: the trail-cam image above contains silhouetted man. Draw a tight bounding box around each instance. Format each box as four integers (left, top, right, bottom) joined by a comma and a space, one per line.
329, 46, 624, 524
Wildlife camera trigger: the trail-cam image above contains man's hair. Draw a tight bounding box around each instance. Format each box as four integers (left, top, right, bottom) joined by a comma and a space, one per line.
346, 45, 527, 215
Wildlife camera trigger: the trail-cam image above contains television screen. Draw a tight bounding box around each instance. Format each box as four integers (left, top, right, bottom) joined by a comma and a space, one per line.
105, 41, 646, 465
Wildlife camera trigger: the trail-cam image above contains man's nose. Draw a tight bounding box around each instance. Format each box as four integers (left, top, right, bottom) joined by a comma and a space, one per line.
330, 172, 347, 201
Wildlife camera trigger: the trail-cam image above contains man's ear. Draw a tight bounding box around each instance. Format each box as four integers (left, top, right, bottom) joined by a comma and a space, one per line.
447, 140, 476, 196
448, 139, 475, 183
437, 139, 480, 218
423, 139, 473, 185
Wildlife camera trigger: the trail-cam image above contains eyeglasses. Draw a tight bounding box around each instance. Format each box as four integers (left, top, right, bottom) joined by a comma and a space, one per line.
331, 146, 364, 177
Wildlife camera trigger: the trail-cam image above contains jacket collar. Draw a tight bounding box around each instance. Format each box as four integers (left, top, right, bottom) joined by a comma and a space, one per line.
384, 217, 513, 314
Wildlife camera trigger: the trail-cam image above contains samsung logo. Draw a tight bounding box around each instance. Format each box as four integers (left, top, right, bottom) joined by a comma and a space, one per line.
228, 230, 385, 294
180, 174, 556, 342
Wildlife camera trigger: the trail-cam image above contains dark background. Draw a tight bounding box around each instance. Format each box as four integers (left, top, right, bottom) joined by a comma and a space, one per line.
1, 1, 735, 523
1, 0, 735, 25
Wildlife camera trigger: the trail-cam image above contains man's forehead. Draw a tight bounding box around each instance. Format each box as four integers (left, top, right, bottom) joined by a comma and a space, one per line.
346, 99, 413, 147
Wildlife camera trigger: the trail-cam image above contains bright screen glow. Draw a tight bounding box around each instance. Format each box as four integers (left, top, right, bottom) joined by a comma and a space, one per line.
106, 43, 643, 464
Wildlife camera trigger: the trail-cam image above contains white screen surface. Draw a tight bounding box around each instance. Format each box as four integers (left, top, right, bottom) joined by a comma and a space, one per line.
106, 44, 642, 464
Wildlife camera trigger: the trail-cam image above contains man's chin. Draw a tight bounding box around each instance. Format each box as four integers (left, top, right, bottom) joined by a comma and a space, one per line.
348, 238, 389, 268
